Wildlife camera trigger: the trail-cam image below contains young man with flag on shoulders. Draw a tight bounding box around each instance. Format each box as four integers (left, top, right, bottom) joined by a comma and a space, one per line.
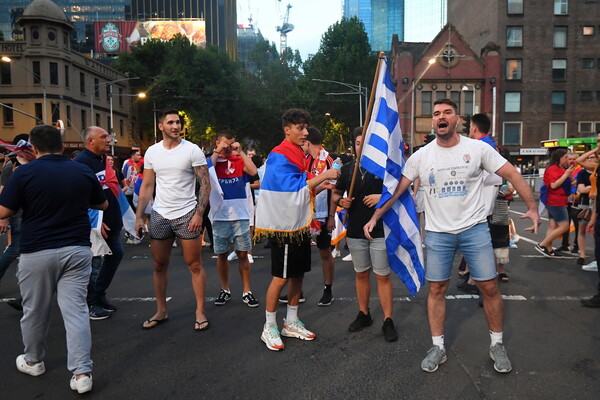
254, 108, 340, 351
364, 98, 540, 374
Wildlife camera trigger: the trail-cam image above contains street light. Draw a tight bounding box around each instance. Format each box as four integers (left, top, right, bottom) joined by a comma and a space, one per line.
461, 84, 478, 115
410, 58, 436, 153
1, 56, 47, 124
312, 79, 368, 127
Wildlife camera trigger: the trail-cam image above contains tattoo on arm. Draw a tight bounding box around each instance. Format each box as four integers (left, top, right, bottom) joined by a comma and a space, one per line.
194, 165, 210, 217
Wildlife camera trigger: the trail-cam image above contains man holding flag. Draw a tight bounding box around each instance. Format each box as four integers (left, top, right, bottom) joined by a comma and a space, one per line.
365, 96, 540, 374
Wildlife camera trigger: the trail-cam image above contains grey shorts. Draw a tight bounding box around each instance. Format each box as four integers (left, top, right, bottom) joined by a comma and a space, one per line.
149, 209, 201, 240
346, 237, 391, 276
212, 220, 252, 254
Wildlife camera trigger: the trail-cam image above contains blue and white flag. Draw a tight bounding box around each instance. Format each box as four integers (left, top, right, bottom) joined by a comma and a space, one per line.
361, 59, 425, 296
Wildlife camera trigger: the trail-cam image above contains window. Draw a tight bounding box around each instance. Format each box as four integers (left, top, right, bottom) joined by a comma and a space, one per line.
119, 88, 123, 106
49, 62, 58, 85
554, 0, 568, 15
505, 92, 521, 112
107, 116, 111, 132
95, 113, 100, 126
32, 61, 41, 84
66, 105, 71, 126
94, 78, 100, 98
549, 122, 567, 139
464, 91, 474, 115
2, 104, 14, 126
51, 102, 60, 123
435, 91, 446, 101
507, 0, 523, 14
119, 119, 124, 137
106, 85, 111, 102
553, 27, 567, 48
583, 26, 594, 35
503, 122, 521, 145
581, 91, 593, 101
450, 91, 461, 113
506, 59, 522, 80
80, 72, 85, 94
507, 26, 523, 47
579, 122, 594, 134
552, 59, 567, 80
421, 91, 432, 115
81, 109, 87, 127
0, 62, 10, 84
552, 91, 566, 112
583, 58, 594, 69
64, 65, 69, 87
35, 103, 42, 122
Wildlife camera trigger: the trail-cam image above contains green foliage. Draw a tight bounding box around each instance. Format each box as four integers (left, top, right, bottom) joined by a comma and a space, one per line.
323, 118, 351, 154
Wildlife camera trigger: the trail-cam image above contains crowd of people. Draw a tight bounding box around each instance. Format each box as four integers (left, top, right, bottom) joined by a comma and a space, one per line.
1, 99, 599, 394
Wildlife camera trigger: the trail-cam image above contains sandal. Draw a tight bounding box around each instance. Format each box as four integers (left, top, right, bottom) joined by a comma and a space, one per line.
195, 320, 209, 332
498, 273, 509, 282
142, 317, 168, 329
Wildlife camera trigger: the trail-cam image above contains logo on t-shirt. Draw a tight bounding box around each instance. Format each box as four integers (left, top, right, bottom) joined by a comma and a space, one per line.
463, 154, 471, 163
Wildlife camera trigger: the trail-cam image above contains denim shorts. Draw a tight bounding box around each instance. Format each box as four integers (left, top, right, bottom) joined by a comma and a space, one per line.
346, 237, 391, 276
424, 222, 497, 281
546, 205, 568, 223
212, 220, 252, 255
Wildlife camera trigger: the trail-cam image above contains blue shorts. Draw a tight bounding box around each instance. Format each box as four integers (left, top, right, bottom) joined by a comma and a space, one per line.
212, 220, 252, 255
424, 222, 497, 282
546, 205, 568, 223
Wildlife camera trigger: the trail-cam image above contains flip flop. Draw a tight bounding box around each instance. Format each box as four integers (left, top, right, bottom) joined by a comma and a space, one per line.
195, 320, 209, 332
142, 317, 168, 329
498, 273, 509, 282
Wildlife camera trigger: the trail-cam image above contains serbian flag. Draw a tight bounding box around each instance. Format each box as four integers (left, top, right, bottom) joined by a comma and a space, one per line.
330, 206, 347, 246
254, 140, 312, 241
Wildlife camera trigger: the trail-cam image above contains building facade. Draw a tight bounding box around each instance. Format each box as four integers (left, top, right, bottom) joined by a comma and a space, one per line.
448, 0, 600, 164
344, 0, 404, 52
0, 0, 141, 155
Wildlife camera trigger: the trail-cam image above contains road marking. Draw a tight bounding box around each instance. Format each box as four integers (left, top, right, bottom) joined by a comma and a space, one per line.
0, 297, 172, 304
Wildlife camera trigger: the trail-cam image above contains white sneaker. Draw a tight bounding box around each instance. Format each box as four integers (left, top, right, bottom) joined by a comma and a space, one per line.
247, 254, 254, 264
331, 249, 341, 258
261, 323, 284, 351
227, 251, 238, 261
582, 261, 598, 272
342, 254, 353, 262
511, 234, 520, 243
16, 355, 45, 376
70, 374, 93, 393
281, 318, 316, 341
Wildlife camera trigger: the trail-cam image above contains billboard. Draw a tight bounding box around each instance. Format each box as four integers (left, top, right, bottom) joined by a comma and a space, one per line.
94, 21, 206, 54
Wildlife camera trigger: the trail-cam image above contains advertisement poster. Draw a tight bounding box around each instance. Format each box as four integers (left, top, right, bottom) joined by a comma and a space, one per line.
95, 21, 206, 54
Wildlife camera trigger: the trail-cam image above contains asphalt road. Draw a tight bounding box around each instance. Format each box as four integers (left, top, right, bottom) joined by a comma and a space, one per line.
1, 200, 599, 399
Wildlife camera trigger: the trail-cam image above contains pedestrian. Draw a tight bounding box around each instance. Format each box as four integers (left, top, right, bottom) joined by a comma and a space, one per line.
364, 98, 540, 373
333, 127, 399, 342
135, 109, 210, 331
0, 125, 108, 393
209, 130, 259, 308
254, 108, 339, 351
75, 127, 125, 321
122, 149, 142, 210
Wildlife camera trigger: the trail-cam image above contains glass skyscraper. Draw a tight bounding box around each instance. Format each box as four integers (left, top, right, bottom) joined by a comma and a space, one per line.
344, 0, 404, 52
404, 0, 446, 42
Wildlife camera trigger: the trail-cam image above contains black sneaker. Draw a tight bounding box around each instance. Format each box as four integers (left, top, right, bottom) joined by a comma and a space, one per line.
242, 291, 259, 308
6, 297, 23, 311
556, 245, 570, 252
577, 257, 585, 265
349, 310, 373, 332
278, 292, 305, 304
98, 296, 117, 312
382, 318, 398, 342
571, 246, 579, 254
581, 294, 600, 308
317, 291, 333, 306
535, 244, 557, 258
215, 290, 231, 306
456, 281, 479, 295
89, 304, 111, 320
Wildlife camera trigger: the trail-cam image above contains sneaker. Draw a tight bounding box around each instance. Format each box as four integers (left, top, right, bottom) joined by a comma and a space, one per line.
247, 254, 254, 264
331, 249, 341, 258
242, 291, 259, 308
509, 240, 518, 249
582, 261, 598, 272
16, 354, 45, 376
456, 281, 479, 295
70, 374, 93, 393
421, 346, 447, 373
510, 234, 520, 243
489, 343, 512, 373
215, 290, 231, 306
576, 257, 585, 266
278, 292, 305, 304
6, 297, 23, 311
261, 324, 284, 351
89, 304, 111, 320
571, 246, 579, 254
349, 310, 373, 332
317, 291, 333, 306
281, 319, 316, 340
556, 245, 570, 252
581, 294, 600, 308
535, 243, 556, 258
342, 254, 353, 262
98, 296, 117, 312
382, 318, 399, 342
227, 251, 238, 261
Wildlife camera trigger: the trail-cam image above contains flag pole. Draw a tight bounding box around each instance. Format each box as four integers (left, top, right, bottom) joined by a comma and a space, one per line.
344, 51, 386, 223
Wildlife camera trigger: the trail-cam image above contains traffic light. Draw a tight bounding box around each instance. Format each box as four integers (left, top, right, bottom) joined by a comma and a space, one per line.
423, 134, 436, 145
462, 115, 471, 134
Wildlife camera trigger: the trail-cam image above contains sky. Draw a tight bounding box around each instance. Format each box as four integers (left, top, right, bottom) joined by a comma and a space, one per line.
236, 0, 343, 60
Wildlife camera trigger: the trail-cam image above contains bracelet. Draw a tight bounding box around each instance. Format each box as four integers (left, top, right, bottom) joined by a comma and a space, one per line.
214, 150, 221, 154
336, 198, 342, 206
328, 214, 334, 217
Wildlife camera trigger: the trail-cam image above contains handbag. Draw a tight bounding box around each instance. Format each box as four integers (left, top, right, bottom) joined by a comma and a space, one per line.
577, 207, 592, 221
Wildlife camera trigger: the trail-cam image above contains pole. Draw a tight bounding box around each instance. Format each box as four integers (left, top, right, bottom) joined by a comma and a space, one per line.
41, 86, 47, 124
153, 101, 157, 143
358, 82, 363, 127
492, 85, 497, 137
109, 84, 114, 155
90, 94, 94, 123
472, 86, 478, 114
410, 80, 415, 154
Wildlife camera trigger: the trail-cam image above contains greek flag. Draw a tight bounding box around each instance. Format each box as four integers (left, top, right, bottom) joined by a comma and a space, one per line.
361, 59, 425, 296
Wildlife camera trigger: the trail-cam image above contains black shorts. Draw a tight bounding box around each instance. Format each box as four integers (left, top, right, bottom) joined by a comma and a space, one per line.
489, 223, 509, 249
315, 221, 332, 250
270, 233, 311, 279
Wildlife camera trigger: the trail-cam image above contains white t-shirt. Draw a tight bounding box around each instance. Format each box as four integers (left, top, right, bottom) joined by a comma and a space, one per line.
144, 139, 207, 219
403, 136, 507, 234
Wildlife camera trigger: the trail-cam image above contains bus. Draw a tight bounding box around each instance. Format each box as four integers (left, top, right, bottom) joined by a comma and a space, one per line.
540, 137, 598, 154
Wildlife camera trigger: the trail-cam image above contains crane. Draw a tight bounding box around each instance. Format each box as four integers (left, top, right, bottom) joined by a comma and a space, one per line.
276, 2, 294, 54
